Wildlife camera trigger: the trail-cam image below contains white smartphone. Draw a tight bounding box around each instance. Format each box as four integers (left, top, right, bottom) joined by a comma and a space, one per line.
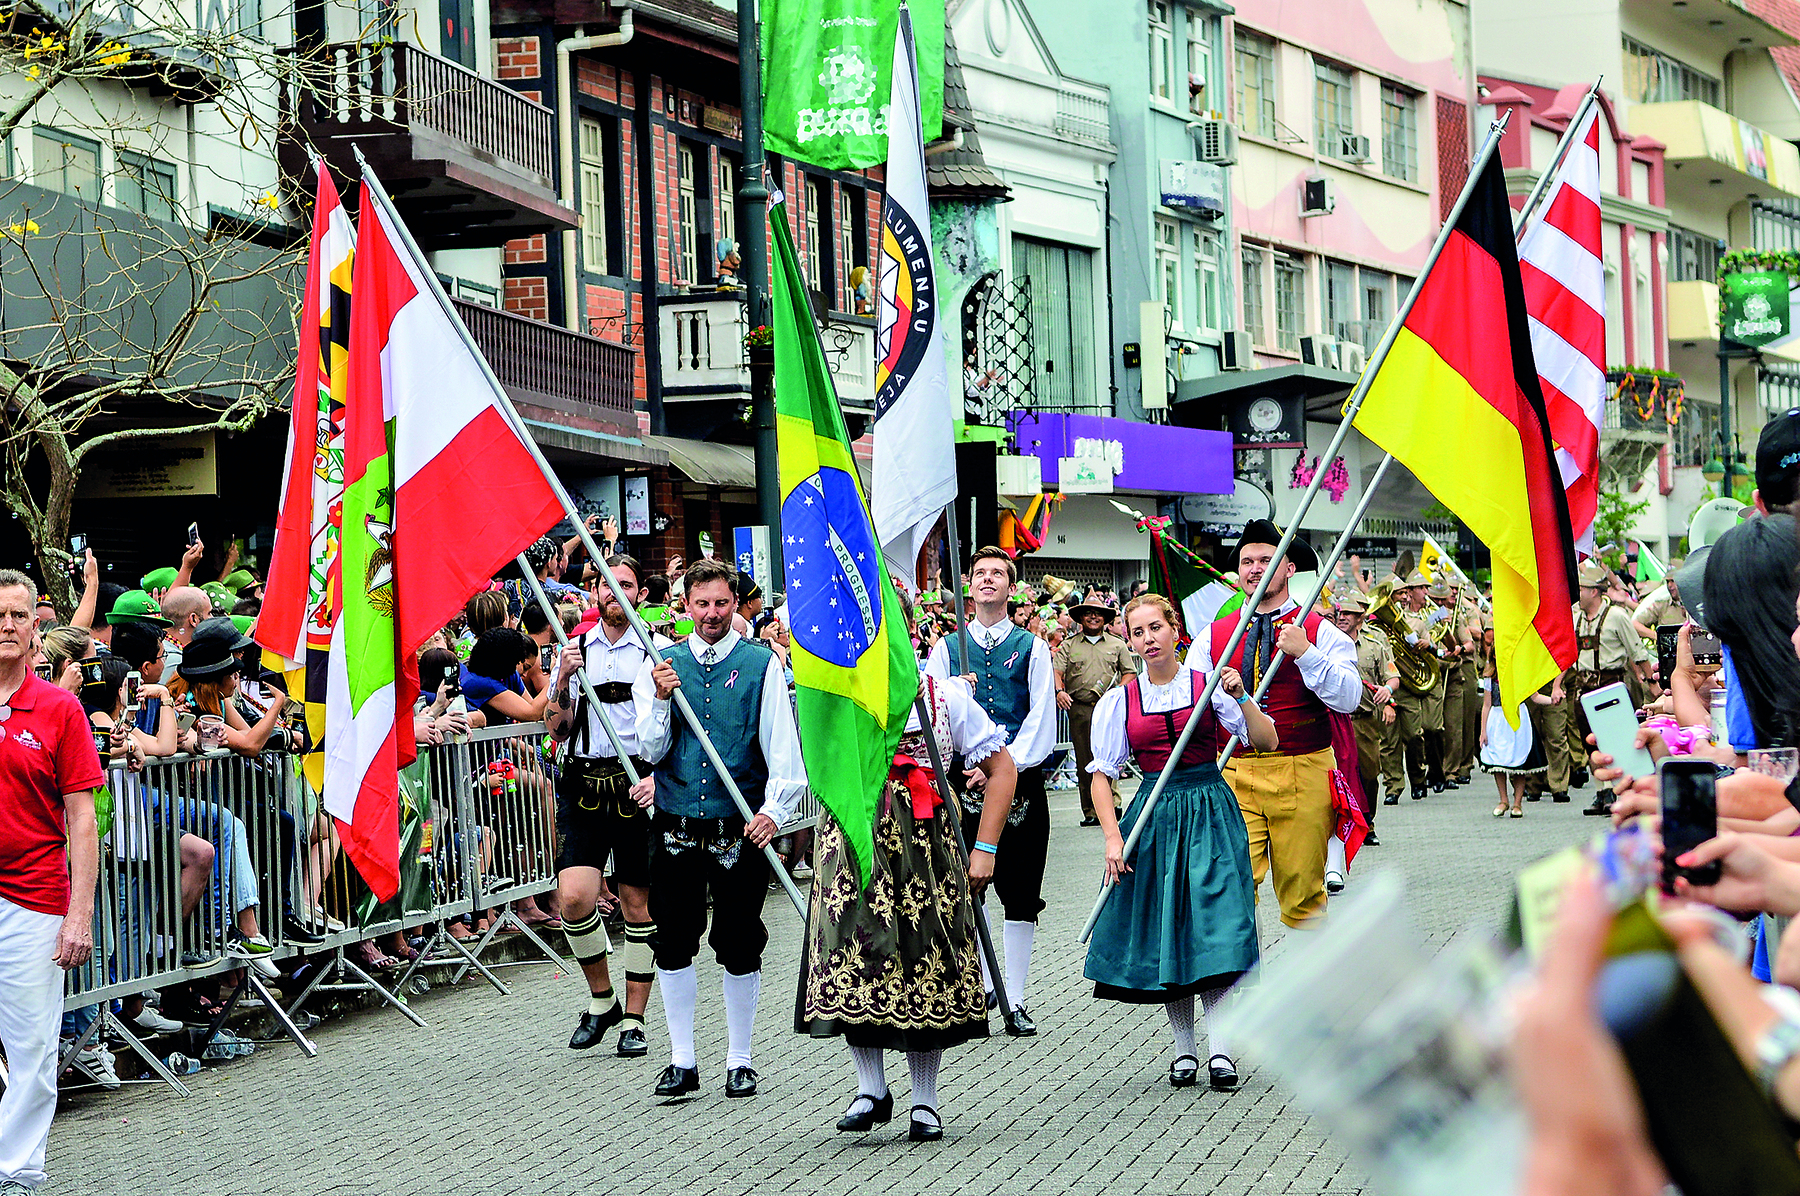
1580, 682, 1655, 780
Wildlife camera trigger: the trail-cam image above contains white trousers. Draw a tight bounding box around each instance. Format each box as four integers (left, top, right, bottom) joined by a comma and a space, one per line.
0, 895, 65, 1189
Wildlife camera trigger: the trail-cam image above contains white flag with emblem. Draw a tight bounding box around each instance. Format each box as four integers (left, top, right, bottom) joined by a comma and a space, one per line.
871, 6, 957, 579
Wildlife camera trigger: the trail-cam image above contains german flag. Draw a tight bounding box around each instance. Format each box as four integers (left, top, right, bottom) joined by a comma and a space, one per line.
1352, 153, 1577, 722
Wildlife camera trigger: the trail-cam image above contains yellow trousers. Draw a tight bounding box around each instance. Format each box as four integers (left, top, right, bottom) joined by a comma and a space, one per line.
1223, 746, 1337, 928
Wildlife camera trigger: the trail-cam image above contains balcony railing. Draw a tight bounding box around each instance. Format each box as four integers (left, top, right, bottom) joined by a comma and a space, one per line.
455, 299, 635, 417
286, 41, 557, 189
1054, 86, 1110, 144
660, 289, 875, 407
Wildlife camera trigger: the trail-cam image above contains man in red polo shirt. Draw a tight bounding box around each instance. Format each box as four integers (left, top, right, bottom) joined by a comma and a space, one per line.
0, 569, 102, 1195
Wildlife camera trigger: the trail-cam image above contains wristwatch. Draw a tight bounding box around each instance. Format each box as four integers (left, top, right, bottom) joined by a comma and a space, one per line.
1755, 984, 1800, 1102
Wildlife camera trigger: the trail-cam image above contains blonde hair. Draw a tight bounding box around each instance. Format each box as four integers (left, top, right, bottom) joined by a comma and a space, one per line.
1123, 592, 1180, 635
43, 625, 91, 675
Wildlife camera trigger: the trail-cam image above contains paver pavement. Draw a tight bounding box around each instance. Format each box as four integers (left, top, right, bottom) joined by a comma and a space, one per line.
49, 777, 1596, 1196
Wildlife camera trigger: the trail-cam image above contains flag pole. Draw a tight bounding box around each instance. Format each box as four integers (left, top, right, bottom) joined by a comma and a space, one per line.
944, 503, 974, 677
352, 150, 808, 920
1078, 110, 1515, 943
910, 692, 1023, 1036
1513, 77, 1603, 234
516, 558, 642, 785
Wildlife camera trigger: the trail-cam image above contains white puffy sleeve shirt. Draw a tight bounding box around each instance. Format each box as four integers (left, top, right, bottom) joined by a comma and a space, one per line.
1085, 665, 1249, 779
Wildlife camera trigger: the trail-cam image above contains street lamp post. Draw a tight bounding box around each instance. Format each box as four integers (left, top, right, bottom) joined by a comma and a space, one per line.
738, 0, 783, 586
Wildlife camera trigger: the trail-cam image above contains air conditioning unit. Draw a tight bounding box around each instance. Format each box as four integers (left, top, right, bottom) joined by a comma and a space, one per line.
1194, 118, 1239, 166
1221, 330, 1253, 371
1299, 334, 1339, 369
1337, 341, 1367, 374
1300, 176, 1336, 217
1339, 133, 1373, 163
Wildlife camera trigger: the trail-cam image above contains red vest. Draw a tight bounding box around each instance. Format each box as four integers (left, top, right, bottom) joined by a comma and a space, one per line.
1123, 671, 1217, 773
1210, 609, 1332, 756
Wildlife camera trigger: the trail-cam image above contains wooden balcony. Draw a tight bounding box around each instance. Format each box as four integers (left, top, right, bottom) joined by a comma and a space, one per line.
280, 42, 577, 249
456, 299, 638, 439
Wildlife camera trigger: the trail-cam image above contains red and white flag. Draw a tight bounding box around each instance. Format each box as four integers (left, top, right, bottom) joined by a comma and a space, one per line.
325, 180, 563, 898
1517, 105, 1605, 553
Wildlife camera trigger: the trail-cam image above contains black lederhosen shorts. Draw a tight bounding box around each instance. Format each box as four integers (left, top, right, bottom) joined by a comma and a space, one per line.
555, 755, 654, 889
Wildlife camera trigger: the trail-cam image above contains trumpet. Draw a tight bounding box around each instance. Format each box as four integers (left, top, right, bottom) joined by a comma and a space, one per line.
1367, 579, 1441, 694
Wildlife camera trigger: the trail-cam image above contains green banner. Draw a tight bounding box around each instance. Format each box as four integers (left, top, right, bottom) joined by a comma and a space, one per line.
761, 0, 944, 170
1721, 269, 1791, 346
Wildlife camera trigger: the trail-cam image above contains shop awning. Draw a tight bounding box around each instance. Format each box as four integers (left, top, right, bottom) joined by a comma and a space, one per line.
1173, 362, 1360, 423
523, 420, 669, 467
645, 436, 758, 488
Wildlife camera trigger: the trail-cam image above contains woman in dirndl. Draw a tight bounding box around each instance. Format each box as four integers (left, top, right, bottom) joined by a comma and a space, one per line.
796, 661, 1018, 1142
1478, 631, 1548, 818
1084, 593, 1278, 1091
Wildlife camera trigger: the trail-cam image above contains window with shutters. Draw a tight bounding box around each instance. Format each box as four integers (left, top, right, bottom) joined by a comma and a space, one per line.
1380, 83, 1417, 182
838, 185, 860, 309
1241, 244, 1268, 346
1436, 96, 1469, 223
676, 142, 699, 285
1235, 30, 1276, 139
1314, 60, 1354, 159
805, 175, 834, 300
578, 117, 609, 274
1012, 235, 1097, 411
716, 154, 737, 256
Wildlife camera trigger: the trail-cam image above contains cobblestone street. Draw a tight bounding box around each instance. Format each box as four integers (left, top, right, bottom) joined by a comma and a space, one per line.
51, 779, 1594, 1196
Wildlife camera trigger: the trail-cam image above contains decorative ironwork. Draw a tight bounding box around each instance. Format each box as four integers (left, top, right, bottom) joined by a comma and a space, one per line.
960, 270, 1035, 427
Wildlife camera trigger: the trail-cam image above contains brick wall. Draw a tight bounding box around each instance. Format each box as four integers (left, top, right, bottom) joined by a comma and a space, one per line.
504, 234, 547, 265
494, 36, 540, 80
503, 275, 549, 321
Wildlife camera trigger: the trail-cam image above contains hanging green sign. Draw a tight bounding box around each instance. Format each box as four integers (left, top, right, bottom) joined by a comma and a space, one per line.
1720, 269, 1791, 346
761, 0, 945, 171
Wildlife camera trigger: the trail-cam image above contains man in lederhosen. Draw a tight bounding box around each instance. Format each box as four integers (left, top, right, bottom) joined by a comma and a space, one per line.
1567, 559, 1652, 816
636, 560, 807, 1099
925, 545, 1056, 1036
545, 554, 665, 1058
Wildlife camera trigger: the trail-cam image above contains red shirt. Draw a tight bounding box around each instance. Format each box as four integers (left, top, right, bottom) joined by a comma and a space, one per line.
0, 675, 105, 916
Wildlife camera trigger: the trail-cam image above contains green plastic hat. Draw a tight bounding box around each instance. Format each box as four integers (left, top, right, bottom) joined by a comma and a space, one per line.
201, 582, 234, 610
221, 569, 258, 594
141, 566, 179, 592
674, 617, 695, 637
107, 589, 171, 627
229, 614, 256, 636
638, 604, 674, 624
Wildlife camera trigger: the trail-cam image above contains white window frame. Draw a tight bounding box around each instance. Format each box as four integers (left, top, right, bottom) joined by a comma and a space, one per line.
1314, 59, 1354, 160
1192, 226, 1222, 334
1155, 215, 1183, 328
676, 142, 699, 285
1241, 243, 1268, 346
1149, 2, 1174, 104
1379, 83, 1417, 182
1186, 15, 1213, 116
1274, 255, 1306, 352
1235, 29, 1276, 139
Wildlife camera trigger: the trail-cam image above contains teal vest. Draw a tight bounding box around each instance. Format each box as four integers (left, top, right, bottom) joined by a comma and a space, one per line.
957, 624, 1036, 740
656, 637, 772, 820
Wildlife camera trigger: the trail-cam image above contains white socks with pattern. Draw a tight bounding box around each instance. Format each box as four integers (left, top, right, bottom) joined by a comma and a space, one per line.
907, 1049, 942, 1123
1165, 995, 1197, 1060
1200, 983, 1231, 1060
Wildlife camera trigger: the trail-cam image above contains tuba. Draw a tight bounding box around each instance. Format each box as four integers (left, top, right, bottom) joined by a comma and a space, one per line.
1367, 579, 1441, 694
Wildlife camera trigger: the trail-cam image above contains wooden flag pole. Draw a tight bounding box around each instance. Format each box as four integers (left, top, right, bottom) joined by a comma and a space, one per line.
354, 150, 807, 920
911, 692, 1024, 1036
1077, 111, 1514, 944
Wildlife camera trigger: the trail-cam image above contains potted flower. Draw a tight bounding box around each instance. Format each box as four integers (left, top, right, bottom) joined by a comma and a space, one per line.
1605, 366, 1685, 428
745, 324, 774, 366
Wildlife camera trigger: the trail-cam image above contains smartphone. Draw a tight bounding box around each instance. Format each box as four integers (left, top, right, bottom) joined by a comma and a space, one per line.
176, 712, 197, 732
1690, 627, 1723, 668
1655, 625, 1680, 688
69, 533, 87, 557
1659, 757, 1722, 893
540, 644, 556, 675
124, 670, 142, 709
1580, 682, 1655, 780
186, 522, 201, 547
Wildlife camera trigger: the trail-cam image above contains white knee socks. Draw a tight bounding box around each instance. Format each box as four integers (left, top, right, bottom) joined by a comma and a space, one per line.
1165, 995, 1197, 1060
1326, 834, 1347, 877
658, 964, 698, 1068
849, 1044, 888, 1101
1200, 983, 1231, 1059
722, 969, 761, 1069
907, 1048, 942, 1122
1003, 919, 1035, 1009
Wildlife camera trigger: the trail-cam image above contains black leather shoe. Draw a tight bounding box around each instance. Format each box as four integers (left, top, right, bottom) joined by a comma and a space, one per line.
568, 1002, 624, 1050
1412, 787, 1426, 801
653, 1064, 700, 1097
909, 1105, 944, 1141
1004, 1005, 1037, 1037
616, 1026, 647, 1057
1582, 797, 1612, 817
1431, 780, 1446, 793
985, 990, 998, 1011
1208, 1053, 1239, 1090
1169, 1054, 1199, 1087
1551, 791, 1571, 803
1362, 830, 1380, 847
725, 1066, 759, 1097
836, 1090, 894, 1131
1571, 768, 1590, 790
281, 917, 325, 945
1383, 794, 1399, 806
1525, 793, 1541, 802
1079, 815, 1101, 827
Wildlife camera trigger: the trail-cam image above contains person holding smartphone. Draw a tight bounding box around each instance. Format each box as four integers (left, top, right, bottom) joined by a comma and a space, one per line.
1568, 561, 1655, 816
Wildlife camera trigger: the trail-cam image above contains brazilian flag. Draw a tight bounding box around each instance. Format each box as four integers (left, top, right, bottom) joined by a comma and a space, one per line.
772, 203, 918, 889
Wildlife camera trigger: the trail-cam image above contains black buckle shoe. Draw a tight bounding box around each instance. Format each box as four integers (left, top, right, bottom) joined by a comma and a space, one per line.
1208, 1053, 1239, 1090
725, 1065, 759, 1097
1004, 1005, 1037, 1037
909, 1105, 944, 1142
836, 1090, 894, 1131
1362, 830, 1380, 847
654, 1064, 700, 1097
616, 1026, 648, 1057
1169, 1054, 1199, 1087
568, 1003, 624, 1050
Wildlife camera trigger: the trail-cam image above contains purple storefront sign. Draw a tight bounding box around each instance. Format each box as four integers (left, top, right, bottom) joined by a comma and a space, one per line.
1009, 412, 1234, 495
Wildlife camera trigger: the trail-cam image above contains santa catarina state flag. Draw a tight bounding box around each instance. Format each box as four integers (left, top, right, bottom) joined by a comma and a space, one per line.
773, 200, 916, 891
1352, 154, 1577, 724
326, 178, 563, 899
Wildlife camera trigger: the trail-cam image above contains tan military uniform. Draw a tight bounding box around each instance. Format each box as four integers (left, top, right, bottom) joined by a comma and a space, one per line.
1563, 600, 1645, 774
1353, 626, 1402, 803
1053, 631, 1136, 820
1389, 604, 1438, 795
1455, 593, 1483, 781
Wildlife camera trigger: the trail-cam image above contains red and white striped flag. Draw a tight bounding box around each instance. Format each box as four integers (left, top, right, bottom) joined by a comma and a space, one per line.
1517, 105, 1605, 553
